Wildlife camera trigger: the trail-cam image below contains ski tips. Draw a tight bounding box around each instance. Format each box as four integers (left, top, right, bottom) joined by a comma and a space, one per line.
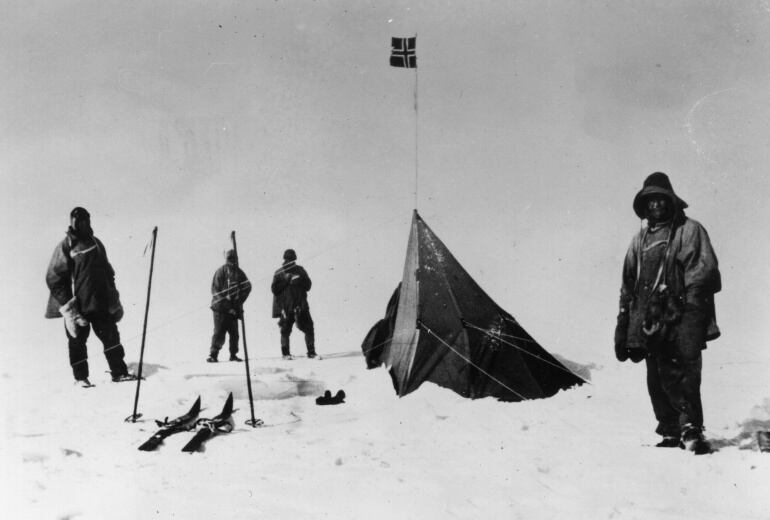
136, 394, 235, 453
190, 395, 202, 415
222, 392, 234, 416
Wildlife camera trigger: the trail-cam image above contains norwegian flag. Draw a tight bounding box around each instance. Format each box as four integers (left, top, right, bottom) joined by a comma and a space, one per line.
390, 37, 416, 68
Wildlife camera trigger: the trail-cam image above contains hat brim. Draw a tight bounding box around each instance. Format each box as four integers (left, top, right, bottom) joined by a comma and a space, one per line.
633, 186, 688, 219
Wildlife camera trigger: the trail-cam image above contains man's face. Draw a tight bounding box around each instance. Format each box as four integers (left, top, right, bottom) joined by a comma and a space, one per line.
646, 195, 670, 223
71, 216, 93, 237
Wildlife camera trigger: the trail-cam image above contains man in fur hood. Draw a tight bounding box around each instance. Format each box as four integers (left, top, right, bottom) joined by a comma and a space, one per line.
615, 173, 720, 454
271, 249, 316, 359
207, 249, 251, 363
45, 207, 133, 387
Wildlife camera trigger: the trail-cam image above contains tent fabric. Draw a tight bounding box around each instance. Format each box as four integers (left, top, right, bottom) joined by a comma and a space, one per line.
362, 210, 584, 401
361, 283, 400, 369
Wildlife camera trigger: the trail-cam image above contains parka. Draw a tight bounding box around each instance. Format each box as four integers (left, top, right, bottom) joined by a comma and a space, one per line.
45, 228, 119, 319
271, 261, 311, 318
210, 263, 251, 313
619, 213, 721, 354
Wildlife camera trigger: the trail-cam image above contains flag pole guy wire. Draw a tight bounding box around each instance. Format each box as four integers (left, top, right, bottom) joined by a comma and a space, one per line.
126, 226, 158, 423
230, 231, 262, 427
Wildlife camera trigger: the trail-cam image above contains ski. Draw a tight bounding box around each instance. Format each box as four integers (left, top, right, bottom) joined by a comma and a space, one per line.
181, 393, 235, 453
137, 396, 202, 451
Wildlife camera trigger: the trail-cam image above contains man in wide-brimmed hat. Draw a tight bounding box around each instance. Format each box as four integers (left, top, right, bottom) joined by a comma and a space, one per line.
615, 172, 721, 454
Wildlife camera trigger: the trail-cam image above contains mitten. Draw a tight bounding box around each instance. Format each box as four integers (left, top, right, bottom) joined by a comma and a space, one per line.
614, 309, 630, 362
108, 288, 124, 322
60, 297, 87, 336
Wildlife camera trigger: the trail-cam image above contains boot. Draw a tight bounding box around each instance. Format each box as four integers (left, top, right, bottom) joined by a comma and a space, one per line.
281, 335, 291, 358
306, 333, 316, 358
655, 436, 680, 448
112, 373, 138, 383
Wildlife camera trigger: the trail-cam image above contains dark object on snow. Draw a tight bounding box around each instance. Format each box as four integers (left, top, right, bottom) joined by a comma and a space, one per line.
316, 390, 346, 405
138, 397, 202, 451
362, 211, 584, 401
182, 393, 236, 453
757, 431, 770, 453
680, 426, 713, 455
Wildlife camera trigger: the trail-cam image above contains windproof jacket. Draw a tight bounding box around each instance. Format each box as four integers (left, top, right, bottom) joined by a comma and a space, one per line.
271, 261, 311, 318
45, 228, 118, 319
210, 263, 251, 312
619, 215, 721, 352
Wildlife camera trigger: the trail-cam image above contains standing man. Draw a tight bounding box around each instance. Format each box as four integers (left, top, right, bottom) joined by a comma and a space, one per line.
208, 249, 251, 362
271, 249, 316, 359
45, 207, 134, 387
614, 172, 721, 454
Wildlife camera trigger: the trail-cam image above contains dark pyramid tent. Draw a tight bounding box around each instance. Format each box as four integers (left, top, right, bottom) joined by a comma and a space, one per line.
362, 210, 584, 401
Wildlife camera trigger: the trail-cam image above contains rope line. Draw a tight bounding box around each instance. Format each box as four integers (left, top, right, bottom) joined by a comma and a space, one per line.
463, 321, 590, 385
418, 322, 528, 401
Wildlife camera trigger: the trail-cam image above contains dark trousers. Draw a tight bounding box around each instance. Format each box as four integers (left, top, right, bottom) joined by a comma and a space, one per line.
645, 350, 704, 437
210, 311, 239, 357
66, 316, 128, 381
278, 308, 315, 356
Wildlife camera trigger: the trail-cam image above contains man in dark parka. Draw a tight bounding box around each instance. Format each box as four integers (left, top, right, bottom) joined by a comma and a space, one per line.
271, 249, 316, 359
45, 207, 133, 386
208, 249, 251, 362
615, 172, 720, 454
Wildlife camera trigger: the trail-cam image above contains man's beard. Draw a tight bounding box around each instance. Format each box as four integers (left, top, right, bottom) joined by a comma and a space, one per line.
647, 211, 671, 226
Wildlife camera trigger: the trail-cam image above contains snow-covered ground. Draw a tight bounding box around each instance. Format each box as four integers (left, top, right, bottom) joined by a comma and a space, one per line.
2, 330, 768, 520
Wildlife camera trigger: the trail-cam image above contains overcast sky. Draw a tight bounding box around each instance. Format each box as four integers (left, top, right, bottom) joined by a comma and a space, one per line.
2, 1, 769, 370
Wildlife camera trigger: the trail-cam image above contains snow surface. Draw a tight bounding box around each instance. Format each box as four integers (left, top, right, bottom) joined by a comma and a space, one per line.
2, 334, 769, 520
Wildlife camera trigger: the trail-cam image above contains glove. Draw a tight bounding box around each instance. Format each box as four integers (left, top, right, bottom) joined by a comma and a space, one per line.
614, 309, 630, 362
110, 305, 124, 323
627, 348, 647, 363
108, 287, 123, 323
60, 297, 87, 336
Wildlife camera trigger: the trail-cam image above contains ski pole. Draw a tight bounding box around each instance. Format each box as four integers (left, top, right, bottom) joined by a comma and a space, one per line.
126, 226, 157, 423
230, 231, 260, 427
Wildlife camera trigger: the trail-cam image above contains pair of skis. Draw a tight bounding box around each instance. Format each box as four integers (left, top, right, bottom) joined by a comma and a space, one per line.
137, 393, 239, 453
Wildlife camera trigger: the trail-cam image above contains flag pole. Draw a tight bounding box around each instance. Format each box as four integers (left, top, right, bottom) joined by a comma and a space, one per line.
414, 32, 419, 211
